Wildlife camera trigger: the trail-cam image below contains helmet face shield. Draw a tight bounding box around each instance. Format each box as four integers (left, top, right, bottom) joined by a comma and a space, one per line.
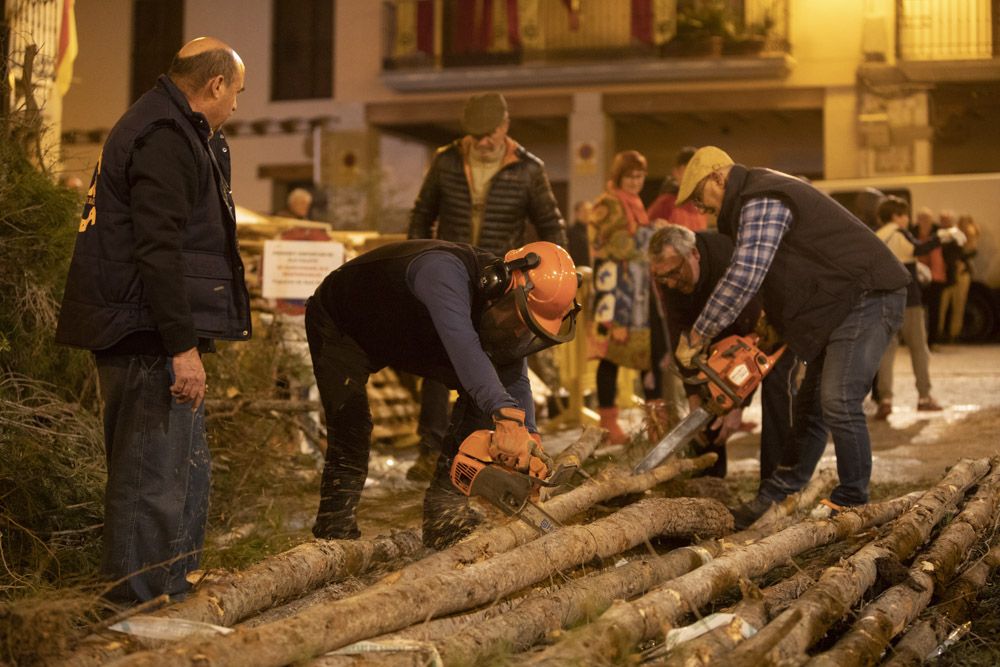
479, 284, 579, 366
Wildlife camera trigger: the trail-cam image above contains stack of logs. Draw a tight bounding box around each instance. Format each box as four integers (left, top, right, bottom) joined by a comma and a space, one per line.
59, 429, 1000, 666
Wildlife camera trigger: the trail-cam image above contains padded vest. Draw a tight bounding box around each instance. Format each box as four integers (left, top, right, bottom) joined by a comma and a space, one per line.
716, 166, 909, 361
313, 240, 493, 385
55, 75, 251, 350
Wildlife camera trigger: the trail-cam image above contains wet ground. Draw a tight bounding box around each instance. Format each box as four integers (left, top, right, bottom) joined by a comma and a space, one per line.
295, 343, 1000, 541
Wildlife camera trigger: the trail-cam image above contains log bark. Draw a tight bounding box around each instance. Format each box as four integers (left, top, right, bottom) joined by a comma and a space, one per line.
655, 572, 816, 667
883, 545, 1000, 667
108, 497, 732, 667
60, 532, 422, 667
723, 457, 991, 667
525, 491, 921, 666
423, 472, 833, 665
372, 453, 718, 589
809, 460, 1000, 667
539, 426, 604, 501
657, 524, 876, 667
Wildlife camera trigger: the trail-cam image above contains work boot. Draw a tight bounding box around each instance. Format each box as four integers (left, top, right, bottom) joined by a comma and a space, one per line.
422, 465, 483, 550
598, 407, 629, 445
406, 447, 438, 482
873, 399, 892, 421
730, 494, 776, 531
313, 464, 364, 540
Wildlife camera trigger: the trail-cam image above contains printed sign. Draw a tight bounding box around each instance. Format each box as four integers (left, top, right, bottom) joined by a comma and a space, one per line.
261, 240, 345, 300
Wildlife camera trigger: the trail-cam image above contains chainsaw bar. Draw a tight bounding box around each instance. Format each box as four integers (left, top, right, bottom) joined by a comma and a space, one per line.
633, 406, 713, 474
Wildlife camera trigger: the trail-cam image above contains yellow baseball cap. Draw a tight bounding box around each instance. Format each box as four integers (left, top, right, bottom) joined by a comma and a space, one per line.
676, 146, 735, 205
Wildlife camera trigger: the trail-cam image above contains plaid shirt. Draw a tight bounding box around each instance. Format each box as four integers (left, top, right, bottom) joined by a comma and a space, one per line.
693, 197, 793, 339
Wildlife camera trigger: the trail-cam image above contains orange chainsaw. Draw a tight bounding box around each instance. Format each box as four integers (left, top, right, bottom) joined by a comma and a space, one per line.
450, 430, 577, 534
634, 333, 786, 474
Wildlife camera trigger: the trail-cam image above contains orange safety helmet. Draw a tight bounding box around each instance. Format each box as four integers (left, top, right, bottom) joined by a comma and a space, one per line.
478, 241, 581, 365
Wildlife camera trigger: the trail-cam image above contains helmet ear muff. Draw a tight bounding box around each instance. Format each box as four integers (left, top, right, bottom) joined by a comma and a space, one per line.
478, 252, 540, 301
478, 259, 511, 301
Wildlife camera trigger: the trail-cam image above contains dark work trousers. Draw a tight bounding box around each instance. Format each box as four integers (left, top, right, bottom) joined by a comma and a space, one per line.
96, 353, 210, 605
416, 378, 451, 461
759, 351, 799, 480
922, 281, 945, 346
305, 298, 375, 540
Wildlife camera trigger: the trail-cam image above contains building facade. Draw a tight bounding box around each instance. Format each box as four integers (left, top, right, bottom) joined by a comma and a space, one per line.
54, 0, 1000, 230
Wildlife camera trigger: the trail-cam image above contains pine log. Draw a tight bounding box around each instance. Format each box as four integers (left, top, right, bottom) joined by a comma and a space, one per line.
750, 468, 835, 532
107, 497, 732, 667
525, 491, 921, 666
426, 471, 834, 665
810, 461, 1000, 667
723, 457, 991, 667
656, 527, 875, 667
372, 453, 717, 589
883, 545, 1000, 667
60, 532, 423, 667
653, 572, 815, 667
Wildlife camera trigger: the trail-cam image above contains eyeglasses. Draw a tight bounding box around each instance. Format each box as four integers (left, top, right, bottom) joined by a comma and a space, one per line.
690, 176, 711, 212
653, 261, 686, 285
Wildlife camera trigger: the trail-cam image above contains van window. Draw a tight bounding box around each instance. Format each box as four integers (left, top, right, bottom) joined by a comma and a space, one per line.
828, 188, 911, 230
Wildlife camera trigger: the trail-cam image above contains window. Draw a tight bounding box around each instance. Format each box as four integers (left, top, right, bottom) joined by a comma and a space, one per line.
131, 0, 184, 102
272, 0, 334, 100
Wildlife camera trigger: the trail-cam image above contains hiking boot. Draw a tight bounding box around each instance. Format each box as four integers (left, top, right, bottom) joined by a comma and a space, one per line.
730, 495, 776, 531
917, 397, 943, 412
422, 504, 483, 550
873, 399, 892, 421
406, 449, 438, 482
598, 407, 629, 445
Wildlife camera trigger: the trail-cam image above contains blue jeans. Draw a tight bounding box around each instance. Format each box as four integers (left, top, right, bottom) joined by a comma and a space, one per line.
96, 353, 210, 604
759, 288, 905, 506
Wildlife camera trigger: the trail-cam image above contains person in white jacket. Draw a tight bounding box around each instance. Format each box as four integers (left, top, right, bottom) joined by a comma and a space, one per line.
873, 196, 965, 418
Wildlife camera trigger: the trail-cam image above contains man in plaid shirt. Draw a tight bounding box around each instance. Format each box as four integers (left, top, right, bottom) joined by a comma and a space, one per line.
667, 147, 909, 529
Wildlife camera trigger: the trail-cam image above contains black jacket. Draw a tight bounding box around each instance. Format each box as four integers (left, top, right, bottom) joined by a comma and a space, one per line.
56, 75, 251, 354
716, 166, 909, 361
408, 139, 567, 256
657, 232, 762, 395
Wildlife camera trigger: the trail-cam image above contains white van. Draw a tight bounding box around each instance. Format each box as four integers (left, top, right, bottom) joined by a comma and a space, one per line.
813, 173, 1000, 342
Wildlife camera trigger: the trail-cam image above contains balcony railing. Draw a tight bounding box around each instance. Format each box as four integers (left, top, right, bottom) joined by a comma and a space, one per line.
383, 0, 789, 71
897, 0, 998, 60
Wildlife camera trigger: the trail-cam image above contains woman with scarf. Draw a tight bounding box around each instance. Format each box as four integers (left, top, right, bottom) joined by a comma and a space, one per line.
589, 150, 655, 443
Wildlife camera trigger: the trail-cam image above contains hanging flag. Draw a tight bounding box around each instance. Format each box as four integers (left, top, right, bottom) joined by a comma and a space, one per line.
562, 0, 581, 31
631, 0, 653, 44
652, 0, 677, 45
416, 0, 434, 55
517, 0, 543, 50
506, 0, 521, 49
55, 0, 78, 95
393, 0, 419, 57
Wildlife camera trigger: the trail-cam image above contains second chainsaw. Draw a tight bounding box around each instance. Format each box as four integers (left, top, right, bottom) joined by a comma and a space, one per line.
633, 333, 786, 474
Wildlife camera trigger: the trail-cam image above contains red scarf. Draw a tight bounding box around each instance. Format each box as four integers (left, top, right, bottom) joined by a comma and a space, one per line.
614, 187, 649, 235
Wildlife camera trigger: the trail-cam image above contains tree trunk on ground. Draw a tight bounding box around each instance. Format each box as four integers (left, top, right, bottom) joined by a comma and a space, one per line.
654, 572, 815, 667
810, 461, 1000, 667
657, 528, 876, 667
723, 457, 991, 667
524, 491, 921, 666
883, 545, 1000, 667
110, 497, 732, 667
373, 453, 717, 589
60, 532, 423, 667
421, 473, 832, 665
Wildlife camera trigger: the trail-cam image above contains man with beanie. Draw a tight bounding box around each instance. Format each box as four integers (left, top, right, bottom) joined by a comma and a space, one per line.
406, 92, 567, 482
671, 147, 908, 527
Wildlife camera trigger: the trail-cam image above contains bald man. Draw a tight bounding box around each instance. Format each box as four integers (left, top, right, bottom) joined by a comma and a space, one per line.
56, 37, 251, 604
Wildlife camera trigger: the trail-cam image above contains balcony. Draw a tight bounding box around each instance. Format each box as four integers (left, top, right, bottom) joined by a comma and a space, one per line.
381, 0, 792, 92
895, 0, 1000, 80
